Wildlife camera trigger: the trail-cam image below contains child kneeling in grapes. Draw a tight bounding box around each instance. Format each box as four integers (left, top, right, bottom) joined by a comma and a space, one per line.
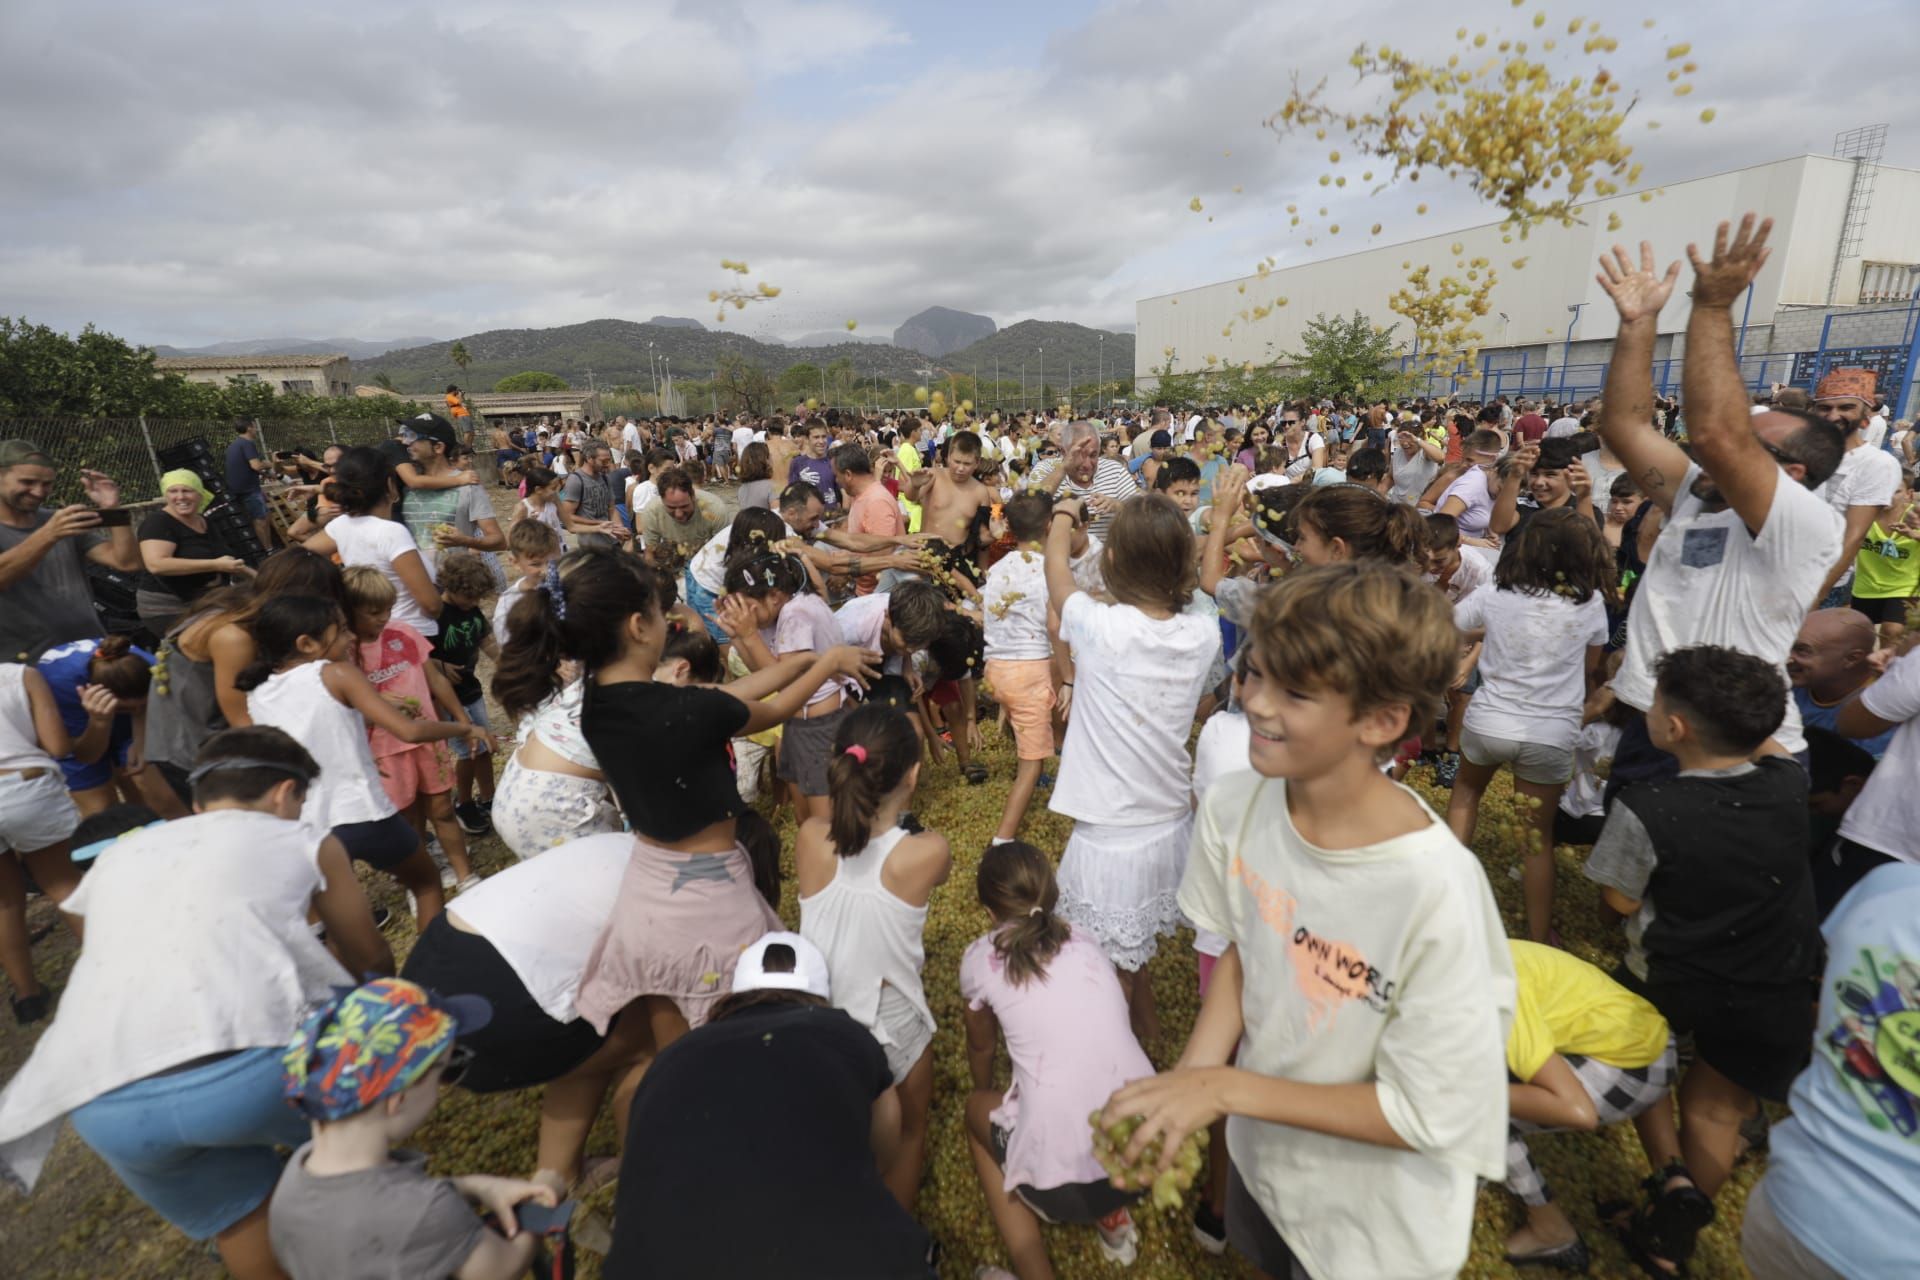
1102, 562, 1514, 1280
961, 842, 1153, 1276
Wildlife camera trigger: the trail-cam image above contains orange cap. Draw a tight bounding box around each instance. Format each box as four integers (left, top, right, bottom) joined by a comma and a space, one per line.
1813, 367, 1877, 404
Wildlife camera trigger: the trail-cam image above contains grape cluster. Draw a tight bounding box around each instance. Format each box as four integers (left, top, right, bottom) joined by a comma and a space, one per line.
1089, 1115, 1208, 1211
707, 258, 781, 323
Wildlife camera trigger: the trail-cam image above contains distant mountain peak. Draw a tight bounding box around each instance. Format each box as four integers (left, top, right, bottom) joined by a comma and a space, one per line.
647, 316, 706, 330
893, 307, 995, 359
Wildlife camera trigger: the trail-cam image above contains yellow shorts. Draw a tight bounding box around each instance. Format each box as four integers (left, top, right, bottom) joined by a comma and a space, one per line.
986, 658, 1056, 761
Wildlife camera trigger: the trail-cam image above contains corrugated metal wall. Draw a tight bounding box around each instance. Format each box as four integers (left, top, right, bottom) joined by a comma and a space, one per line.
1137, 155, 1920, 380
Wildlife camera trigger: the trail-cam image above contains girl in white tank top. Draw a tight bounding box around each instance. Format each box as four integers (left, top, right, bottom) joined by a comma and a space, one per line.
236, 596, 482, 927
795, 704, 951, 1212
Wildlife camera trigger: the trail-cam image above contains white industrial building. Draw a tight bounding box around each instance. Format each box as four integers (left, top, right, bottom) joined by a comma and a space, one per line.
1136, 146, 1920, 413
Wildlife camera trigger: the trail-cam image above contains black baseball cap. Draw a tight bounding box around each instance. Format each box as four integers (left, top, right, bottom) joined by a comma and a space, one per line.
398, 413, 457, 450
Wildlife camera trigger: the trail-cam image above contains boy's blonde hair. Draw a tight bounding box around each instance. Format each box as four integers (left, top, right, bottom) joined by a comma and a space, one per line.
340, 564, 398, 616
507, 517, 562, 560
1249, 562, 1454, 751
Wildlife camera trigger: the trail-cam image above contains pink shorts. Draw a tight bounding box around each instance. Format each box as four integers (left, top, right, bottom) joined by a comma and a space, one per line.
378, 743, 454, 812
985, 658, 1055, 761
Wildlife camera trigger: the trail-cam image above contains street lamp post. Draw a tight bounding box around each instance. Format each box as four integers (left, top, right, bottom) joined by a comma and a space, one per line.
1098, 333, 1105, 413
1037, 347, 1044, 410
647, 342, 659, 410
1559, 303, 1586, 401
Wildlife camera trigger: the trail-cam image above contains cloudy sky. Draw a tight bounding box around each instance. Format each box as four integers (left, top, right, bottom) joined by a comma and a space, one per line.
5, 0, 1917, 348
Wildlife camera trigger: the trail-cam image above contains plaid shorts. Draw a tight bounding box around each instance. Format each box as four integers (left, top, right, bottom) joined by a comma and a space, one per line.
1505, 1038, 1678, 1206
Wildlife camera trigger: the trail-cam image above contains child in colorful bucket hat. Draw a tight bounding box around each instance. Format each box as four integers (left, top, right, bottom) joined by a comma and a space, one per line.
270, 978, 561, 1280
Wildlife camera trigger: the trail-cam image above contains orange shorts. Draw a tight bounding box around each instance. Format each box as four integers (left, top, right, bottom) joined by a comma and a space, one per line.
986, 658, 1056, 761
378, 743, 454, 812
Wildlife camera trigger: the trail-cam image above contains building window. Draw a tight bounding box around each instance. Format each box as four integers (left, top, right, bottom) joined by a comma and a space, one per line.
232, 373, 261, 384
281, 379, 316, 395
1859, 262, 1920, 305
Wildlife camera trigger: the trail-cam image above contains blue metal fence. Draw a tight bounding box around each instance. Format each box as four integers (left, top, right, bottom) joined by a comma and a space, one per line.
1399, 296, 1920, 416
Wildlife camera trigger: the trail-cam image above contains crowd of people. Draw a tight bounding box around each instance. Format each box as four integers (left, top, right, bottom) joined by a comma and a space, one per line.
0, 213, 1916, 1280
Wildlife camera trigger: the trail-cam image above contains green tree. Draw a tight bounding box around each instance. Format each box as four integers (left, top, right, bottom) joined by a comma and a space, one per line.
493, 370, 570, 392
448, 340, 471, 374
1279, 311, 1414, 404
713, 352, 777, 416
1145, 354, 1204, 409
371, 372, 396, 392
776, 361, 824, 400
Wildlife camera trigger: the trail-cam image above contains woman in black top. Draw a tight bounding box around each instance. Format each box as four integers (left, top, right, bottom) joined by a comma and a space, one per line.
136, 472, 253, 635
604, 933, 931, 1279
489, 550, 880, 1195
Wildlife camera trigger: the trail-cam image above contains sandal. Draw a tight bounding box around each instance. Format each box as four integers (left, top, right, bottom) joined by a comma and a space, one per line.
963, 762, 989, 785
1504, 1235, 1590, 1273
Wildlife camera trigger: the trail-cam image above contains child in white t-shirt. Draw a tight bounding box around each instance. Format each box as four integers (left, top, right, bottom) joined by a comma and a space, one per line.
1043, 493, 1219, 1045
981, 494, 1062, 844
1446, 507, 1613, 943
1103, 560, 1514, 1280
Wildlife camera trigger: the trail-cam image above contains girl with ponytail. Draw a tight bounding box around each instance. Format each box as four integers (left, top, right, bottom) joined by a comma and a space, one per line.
514, 549, 877, 1198
960, 841, 1155, 1275
797, 703, 951, 1210
1285, 482, 1427, 568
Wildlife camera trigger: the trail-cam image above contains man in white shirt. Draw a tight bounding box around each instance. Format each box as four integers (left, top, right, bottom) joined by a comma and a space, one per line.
731, 418, 755, 458
1593, 221, 1845, 789
619, 417, 642, 454
1809, 368, 1901, 606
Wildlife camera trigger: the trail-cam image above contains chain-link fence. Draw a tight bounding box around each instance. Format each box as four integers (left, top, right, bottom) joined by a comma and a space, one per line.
0, 416, 404, 505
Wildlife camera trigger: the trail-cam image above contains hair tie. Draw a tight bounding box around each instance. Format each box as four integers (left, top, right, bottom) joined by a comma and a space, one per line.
543, 561, 568, 620
843, 744, 868, 763
1027, 905, 1042, 918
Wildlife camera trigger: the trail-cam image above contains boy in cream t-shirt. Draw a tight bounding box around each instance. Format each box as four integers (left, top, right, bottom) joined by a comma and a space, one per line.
1102, 562, 1513, 1280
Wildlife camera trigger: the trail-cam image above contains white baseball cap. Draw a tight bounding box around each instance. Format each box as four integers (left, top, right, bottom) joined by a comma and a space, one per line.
732, 931, 831, 999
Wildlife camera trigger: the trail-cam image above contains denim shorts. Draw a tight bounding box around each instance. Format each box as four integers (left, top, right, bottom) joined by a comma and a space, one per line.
448, 697, 491, 761
67, 1046, 309, 1239
237, 491, 269, 522
681, 568, 730, 642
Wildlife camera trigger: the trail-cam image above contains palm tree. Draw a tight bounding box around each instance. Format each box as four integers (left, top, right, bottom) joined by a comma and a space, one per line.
449, 340, 471, 374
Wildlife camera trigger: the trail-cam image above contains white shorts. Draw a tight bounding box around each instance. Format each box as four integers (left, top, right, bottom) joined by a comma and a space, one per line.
875, 982, 934, 1085
0, 768, 80, 855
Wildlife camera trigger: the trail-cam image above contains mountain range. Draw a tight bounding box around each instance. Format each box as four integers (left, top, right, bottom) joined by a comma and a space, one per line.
348, 317, 1135, 394
149, 335, 442, 361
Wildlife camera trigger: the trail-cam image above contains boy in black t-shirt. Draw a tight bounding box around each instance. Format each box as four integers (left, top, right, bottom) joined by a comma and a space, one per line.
430, 552, 499, 836
1583, 645, 1820, 1275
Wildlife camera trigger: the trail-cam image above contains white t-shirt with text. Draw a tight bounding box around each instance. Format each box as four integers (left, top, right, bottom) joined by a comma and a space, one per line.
1179, 772, 1514, 1280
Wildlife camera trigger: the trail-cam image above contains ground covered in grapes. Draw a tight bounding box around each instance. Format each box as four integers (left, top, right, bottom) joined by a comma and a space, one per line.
0, 732, 1764, 1278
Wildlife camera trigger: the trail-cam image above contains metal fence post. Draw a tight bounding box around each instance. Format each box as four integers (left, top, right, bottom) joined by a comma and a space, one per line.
135, 416, 163, 493
252, 416, 269, 458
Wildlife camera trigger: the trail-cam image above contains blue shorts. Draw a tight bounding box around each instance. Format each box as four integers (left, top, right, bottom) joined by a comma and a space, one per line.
68, 1046, 309, 1239
236, 491, 268, 522
681, 569, 730, 642
59, 718, 133, 791
449, 697, 490, 760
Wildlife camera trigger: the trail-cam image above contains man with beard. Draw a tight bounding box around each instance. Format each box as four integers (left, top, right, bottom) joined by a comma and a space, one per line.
0, 441, 140, 662
1594, 220, 1844, 792
559, 441, 632, 550
1808, 368, 1902, 607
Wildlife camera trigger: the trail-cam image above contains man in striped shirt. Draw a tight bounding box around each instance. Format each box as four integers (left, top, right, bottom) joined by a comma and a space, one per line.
1033, 420, 1138, 540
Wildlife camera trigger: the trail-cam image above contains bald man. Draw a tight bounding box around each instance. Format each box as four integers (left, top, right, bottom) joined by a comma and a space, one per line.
1787, 608, 1897, 759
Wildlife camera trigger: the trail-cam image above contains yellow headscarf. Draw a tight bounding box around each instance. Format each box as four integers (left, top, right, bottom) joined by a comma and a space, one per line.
160, 468, 213, 514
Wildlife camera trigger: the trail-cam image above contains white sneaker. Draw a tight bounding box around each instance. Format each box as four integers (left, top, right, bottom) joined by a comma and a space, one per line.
1095, 1209, 1138, 1267
455, 874, 483, 895
439, 865, 459, 890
